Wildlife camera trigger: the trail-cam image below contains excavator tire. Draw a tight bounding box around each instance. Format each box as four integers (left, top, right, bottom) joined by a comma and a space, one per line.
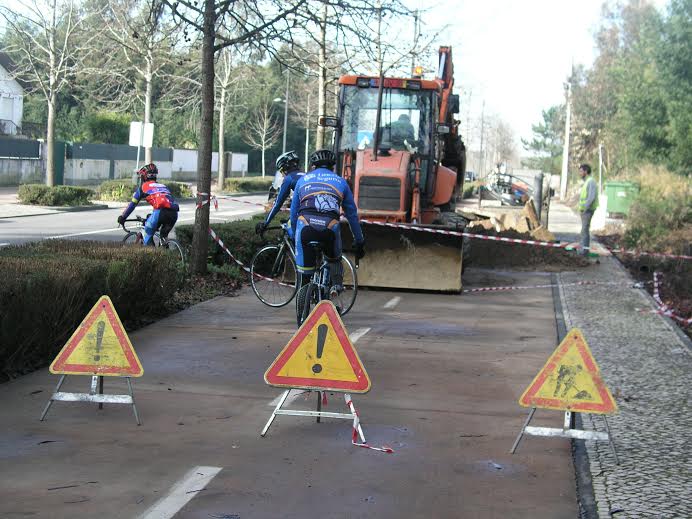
341, 221, 464, 292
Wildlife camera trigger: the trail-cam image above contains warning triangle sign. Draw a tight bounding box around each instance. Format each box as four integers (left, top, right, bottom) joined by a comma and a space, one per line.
264, 301, 370, 393
519, 328, 616, 414
50, 296, 143, 377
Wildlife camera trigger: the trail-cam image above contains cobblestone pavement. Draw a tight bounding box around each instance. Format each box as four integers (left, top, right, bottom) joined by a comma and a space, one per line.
550, 202, 691, 519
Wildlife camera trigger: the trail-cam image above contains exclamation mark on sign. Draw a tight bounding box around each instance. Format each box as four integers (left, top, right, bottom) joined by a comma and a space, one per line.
94, 321, 105, 362
312, 324, 328, 374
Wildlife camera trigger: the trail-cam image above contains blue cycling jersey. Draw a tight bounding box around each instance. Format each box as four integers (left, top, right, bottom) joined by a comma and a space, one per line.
290, 168, 364, 243
264, 170, 305, 226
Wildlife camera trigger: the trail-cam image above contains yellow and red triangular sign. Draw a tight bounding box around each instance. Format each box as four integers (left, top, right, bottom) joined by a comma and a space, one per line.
519, 328, 616, 414
264, 301, 370, 393
50, 296, 143, 377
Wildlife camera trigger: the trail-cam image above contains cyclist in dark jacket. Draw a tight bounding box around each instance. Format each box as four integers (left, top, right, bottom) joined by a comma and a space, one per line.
290, 149, 365, 292
116, 163, 179, 245
255, 151, 305, 235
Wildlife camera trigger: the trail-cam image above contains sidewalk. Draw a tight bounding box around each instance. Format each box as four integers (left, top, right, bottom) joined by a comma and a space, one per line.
548, 201, 691, 518
0, 186, 113, 219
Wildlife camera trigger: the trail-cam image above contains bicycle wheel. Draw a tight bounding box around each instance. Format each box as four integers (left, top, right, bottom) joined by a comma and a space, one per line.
251, 244, 299, 307
330, 255, 358, 316
296, 282, 317, 326
122, 232, 141, 244
164, 239, 185, 265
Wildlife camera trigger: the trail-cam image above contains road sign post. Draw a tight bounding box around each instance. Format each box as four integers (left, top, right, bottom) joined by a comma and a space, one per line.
40, 296, 143, 425
510, 328, 618, 462
129, 122, 154, 179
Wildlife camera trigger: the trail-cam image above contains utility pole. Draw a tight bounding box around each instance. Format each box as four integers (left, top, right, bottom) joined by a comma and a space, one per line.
282, 70, 290, 153
478, 99, 485, 209
559, 82, 572, 200
305, 92, 311, 167
598, 143, 603, 194
410, 10, 419, 74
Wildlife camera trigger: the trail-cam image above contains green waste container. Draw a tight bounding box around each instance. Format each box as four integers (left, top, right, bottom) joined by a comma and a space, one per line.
604, 181, 640, 216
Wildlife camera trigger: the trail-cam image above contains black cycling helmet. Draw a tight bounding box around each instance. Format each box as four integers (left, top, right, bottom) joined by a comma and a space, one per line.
309, 149, 336, 169
276, 150, 300, 172
138, 163, 158, 181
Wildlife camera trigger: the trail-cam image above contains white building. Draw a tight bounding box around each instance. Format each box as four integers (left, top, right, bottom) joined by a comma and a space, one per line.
0, 53, 24, 136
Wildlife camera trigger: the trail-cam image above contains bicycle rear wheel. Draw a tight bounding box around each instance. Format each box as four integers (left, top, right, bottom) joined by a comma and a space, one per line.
251, 244, 298, 307
330, 255, 358, 316
164, 239, 185, 265
296, 282, 317, 326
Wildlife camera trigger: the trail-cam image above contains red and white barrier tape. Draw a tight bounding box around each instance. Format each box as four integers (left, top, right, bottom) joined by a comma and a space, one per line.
344, 398, 393, 454
648, 271, 692, 325
462, 280, 625, 294
196, 192, 218, 210
205, 194, 692, 261
208, 227, 293, 287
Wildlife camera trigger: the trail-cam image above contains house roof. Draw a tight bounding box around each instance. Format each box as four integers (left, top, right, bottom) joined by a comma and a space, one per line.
0, 52, 28, 91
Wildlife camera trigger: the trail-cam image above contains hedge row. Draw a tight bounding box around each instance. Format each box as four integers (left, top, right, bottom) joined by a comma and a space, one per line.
0, 240, 183, 379
223, 177, 273, 193
97, 180, 193, 202
18, 184, 94, 206
176, 214, 285, 271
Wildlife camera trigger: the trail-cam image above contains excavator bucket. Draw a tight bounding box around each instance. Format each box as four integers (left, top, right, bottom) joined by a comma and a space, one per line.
341, 221, 464, 292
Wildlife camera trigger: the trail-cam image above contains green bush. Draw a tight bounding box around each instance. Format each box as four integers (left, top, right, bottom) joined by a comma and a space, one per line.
18, 184, 94, 206
87, 111, 130, 144
0, 240, 183, 378
623, 167, 691, 252
223, 177, 273, 193
97, 180, 193, 202
462, 182, 477, 199
176, 215, 282, 272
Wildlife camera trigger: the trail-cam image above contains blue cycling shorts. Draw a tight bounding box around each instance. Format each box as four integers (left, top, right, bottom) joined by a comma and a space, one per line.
294, 213, 341, 274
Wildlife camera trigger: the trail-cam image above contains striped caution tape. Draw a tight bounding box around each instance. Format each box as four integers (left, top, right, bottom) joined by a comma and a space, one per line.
462, 280, 626, 294
648, 271, 692, 325
208, 227, 293, 287
196, 192, 218, 210
206, 194, 692, 261
344, 397, 393, 454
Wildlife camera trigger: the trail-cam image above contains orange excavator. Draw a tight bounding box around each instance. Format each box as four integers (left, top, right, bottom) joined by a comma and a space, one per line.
324, 46, 468, 291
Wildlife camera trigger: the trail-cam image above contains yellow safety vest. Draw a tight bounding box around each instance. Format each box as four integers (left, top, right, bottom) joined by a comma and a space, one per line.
579, 177, 598, 212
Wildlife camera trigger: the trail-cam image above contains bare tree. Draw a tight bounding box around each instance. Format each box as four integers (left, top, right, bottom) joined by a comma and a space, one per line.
0, 0, 92, 186
160, 0, 308, 274
242, 102, 282, 177
92, 0, 182, 162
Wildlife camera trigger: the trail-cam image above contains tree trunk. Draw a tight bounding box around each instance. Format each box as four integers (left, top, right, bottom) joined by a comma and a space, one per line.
315, 1, 327, 149
189, 0, 215, 275
217, 88, 226, 191
261, 146, 266, 177
144, 59, 153, 164
46, 94, 56, 186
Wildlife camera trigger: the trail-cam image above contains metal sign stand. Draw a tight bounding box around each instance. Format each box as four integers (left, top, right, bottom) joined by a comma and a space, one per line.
40, 374, 141, 425
261, 389, 365, 442
510, 408, 618, 464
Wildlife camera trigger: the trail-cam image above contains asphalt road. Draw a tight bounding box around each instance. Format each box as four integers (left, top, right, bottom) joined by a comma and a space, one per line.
0, 269, 578, 518
0, 195, 266, 246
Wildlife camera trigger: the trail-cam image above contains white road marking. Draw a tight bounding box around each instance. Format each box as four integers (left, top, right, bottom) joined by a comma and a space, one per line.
383, 296, 401, 309
45, 208, 260, 240
0, 242, 9, 247
138, 465, 222, 519
267, 327, 371, 407
350, 327, 371, 343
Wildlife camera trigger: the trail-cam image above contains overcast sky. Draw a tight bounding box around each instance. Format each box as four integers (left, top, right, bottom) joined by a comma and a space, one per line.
407, 0, 668, 150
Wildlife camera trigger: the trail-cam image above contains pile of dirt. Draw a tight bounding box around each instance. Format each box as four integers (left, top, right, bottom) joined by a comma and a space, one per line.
598, 233, 691, 339
467, 228, 589, 270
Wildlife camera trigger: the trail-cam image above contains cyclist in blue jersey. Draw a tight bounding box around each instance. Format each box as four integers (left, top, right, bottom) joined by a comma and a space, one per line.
255, 150, 305, 236
117, 163, 180, 245
290, 149, 365, 293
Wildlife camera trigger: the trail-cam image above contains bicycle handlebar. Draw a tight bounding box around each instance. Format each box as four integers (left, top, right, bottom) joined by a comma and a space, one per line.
121, 215, 146, 233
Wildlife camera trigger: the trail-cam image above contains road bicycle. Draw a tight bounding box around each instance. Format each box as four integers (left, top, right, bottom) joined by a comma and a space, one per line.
296, 241, 359, 326
121, 215, 185, 265
250, 222, 299, 307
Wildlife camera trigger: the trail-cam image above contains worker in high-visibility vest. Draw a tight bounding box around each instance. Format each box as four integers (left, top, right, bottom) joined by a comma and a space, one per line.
578, 163, 599, 256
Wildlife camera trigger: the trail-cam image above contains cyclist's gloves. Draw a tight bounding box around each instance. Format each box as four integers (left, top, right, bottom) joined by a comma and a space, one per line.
255, 222, 267, 235
354, 241, 366, 260
117, 215, 125, 226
